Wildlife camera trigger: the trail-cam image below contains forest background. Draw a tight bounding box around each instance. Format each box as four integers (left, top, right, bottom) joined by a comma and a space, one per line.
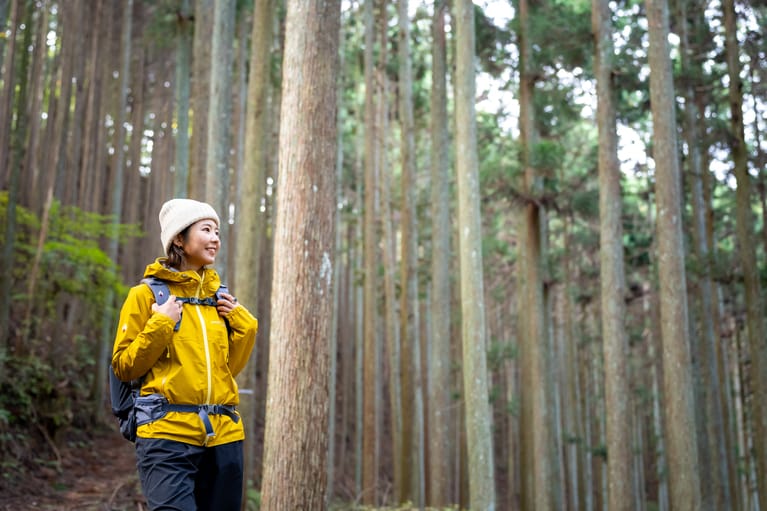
0, 0, 765, 510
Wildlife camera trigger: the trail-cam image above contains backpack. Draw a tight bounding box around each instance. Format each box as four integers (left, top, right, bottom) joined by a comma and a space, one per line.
109, 276, 229, 442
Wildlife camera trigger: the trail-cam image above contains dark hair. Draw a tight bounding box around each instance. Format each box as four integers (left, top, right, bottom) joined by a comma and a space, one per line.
165, 226, 190, 269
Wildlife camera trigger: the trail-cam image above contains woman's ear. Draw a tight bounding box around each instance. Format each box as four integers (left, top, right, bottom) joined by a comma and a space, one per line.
173, 234, 184, 249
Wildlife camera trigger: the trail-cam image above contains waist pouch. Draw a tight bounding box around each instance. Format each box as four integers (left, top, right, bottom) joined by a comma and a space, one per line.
135, 394, 240, 438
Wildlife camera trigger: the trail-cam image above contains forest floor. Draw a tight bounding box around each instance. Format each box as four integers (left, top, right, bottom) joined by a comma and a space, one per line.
0, 425, 143, 511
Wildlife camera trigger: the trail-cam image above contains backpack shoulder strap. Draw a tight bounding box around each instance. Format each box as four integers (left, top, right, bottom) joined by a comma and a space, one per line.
215, 283, 229, 301
142, 276, 182, 331
141, 276, 171, 306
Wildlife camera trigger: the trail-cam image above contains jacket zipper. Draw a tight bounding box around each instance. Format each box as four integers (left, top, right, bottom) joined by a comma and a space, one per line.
195, 275, 213, 407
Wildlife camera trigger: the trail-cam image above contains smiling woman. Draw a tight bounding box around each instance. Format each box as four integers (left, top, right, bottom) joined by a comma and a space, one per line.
111, 198, 258, 511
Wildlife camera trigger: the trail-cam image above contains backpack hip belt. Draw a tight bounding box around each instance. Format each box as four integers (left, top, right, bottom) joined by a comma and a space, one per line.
135, 394, 239, 438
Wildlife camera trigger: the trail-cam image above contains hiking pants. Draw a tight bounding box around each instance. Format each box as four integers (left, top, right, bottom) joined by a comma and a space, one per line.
135, 438, 243, 511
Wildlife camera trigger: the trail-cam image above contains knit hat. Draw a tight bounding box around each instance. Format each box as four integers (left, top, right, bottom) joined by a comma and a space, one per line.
159, 198, 220, 256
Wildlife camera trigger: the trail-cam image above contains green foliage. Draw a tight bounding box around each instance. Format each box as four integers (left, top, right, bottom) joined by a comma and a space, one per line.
245, 483, 261, 511
474, 4, 514, 78
0, 195, 141, 468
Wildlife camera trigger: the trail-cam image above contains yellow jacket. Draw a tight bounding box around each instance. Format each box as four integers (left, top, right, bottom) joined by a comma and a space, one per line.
112, 259, 257, 446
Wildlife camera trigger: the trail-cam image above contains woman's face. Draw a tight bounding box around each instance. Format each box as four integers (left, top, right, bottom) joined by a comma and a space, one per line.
177, 219, 220, 270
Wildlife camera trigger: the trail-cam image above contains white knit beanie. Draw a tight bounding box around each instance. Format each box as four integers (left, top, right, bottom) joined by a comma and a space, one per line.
159, 198, 220, 256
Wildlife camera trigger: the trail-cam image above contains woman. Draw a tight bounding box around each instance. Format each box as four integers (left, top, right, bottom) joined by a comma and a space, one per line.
112, 198, 258, 511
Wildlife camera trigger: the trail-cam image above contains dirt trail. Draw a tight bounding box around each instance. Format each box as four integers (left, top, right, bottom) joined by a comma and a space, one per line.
1, 426, 144, 511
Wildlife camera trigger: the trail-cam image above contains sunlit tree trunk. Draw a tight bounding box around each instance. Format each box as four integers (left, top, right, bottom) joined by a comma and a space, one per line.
428, 0, 452, 506
260, 0, 340, 508
234, 0, 273, 497
454, 1, 496, 509
593, 0, 635, 507
722, 1, 767, 505
645, 0, 702, 507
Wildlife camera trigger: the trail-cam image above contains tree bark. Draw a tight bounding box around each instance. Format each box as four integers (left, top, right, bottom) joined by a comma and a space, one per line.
189, 0, 213, 199
645, 0, 702, 508
397, 0, 425, 505
593, 0, 635, 507
428, 0, 452, 506
173, 0, 193, 197
234, 0, 273, 499
455, 2, 496, 509
204, 0, 235, 281
722, 0, 767, 505
260, 1, 340, 509
361, 0, 380, 504
679, 2, 730, 508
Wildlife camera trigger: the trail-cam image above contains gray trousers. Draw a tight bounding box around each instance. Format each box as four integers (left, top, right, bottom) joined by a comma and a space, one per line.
135, 438, 243, 511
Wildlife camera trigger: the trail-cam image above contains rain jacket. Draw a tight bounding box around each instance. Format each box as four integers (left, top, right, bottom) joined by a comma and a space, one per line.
111, 259, 258, 447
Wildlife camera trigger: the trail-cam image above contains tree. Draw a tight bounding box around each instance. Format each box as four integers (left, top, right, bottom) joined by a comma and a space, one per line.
723, 0, 767, 505
428, 0, 453, 506
362, 0, 380, 504
593, 0, 635, 507
645, 0, 702, 507
679, 0, 730, 506
397, 0, 425, 504
204, 0, 236, 281
0, 0, 22, 360
189, 0, 213, 199
454, 1, 496, 509
173, 0, 193, 197
517, 0, 559, 506
259, 0, 341, 509
234, 0, 274, 499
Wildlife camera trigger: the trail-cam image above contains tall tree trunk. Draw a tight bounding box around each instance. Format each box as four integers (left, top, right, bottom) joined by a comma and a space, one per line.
362, 0, 380, 504
173, 0, 193, 197
189, 0, 213, 199
21, 2, 49, 209
397, 0, 423, 506
722, 0, 767, 505
428, 0, 452, 506
372, 3, 402, 505
593, 0, 635, 507
518, 0, 558, 507
78, 0, 111, 212
645, 0, 702, 507
0, 0, 22, 356
454, 1, 496, 509
234, 0, 273, 499
397, 0, 424, 505
0, 0, 9, 79
204, 0, 235, 281
260, 1, 340, 509
679, 2, 730, 508
60, 0, 89, 206
98, 0, 133, 421
326, 20, 346, 500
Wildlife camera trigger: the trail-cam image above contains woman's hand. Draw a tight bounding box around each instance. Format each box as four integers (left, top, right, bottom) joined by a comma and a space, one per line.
152, 295, 183, 323
217, 292, 240, 317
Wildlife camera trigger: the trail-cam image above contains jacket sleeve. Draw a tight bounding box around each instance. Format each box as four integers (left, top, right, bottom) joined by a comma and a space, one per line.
225, 305, 258, 377
111, 284, 176, 381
